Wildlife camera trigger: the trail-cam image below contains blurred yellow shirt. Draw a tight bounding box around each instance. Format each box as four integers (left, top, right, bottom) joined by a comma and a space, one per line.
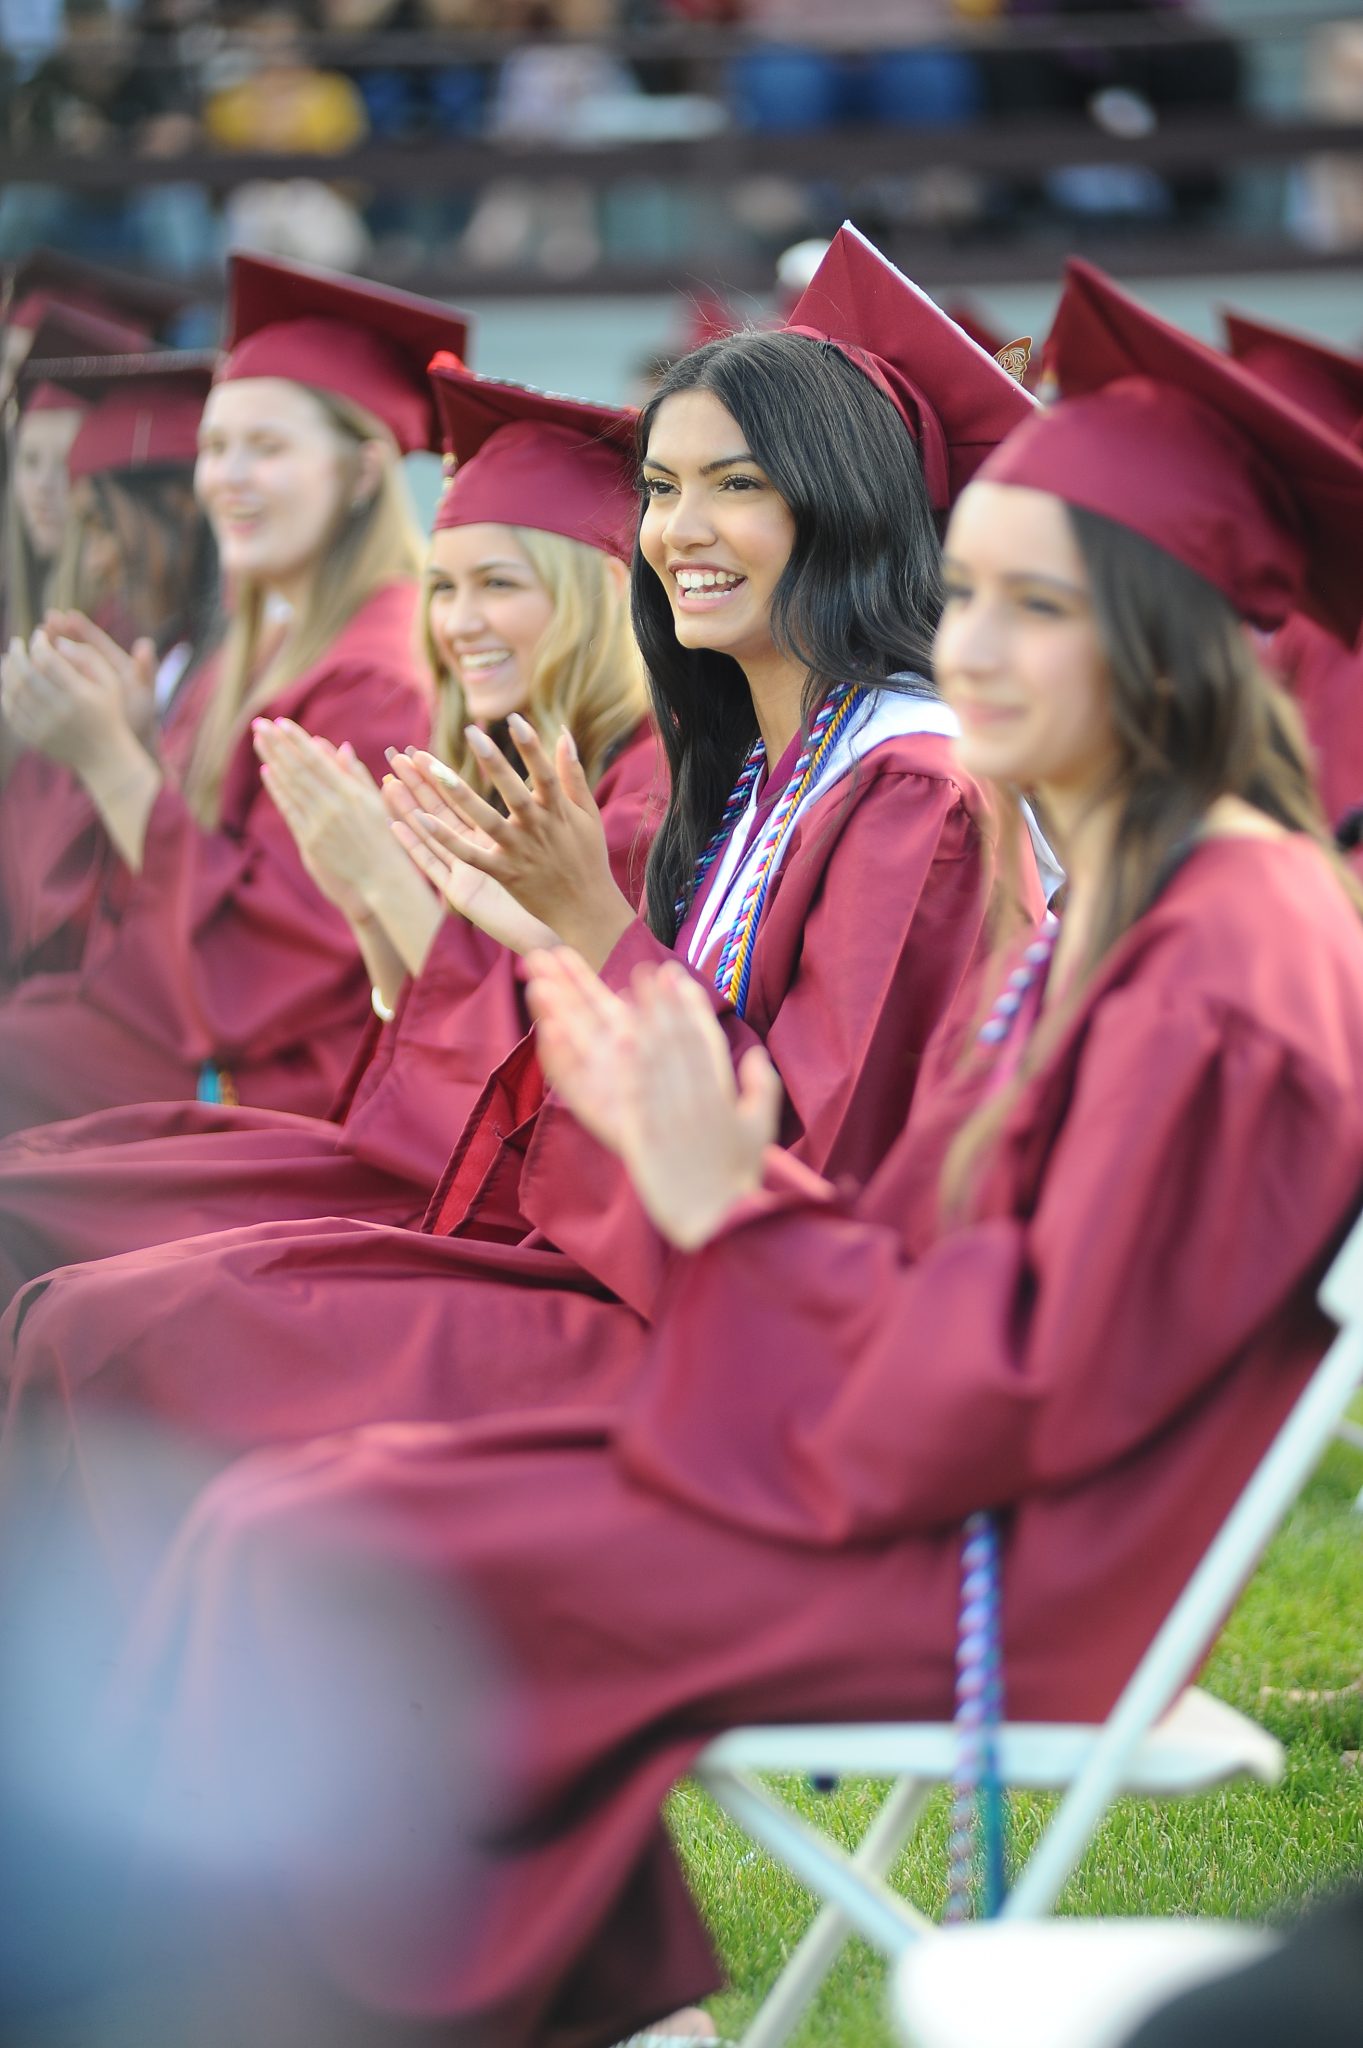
205, 70, 369, 155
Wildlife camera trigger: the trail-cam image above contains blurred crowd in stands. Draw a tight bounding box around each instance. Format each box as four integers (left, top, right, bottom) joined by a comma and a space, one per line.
0, 0, 1360, 284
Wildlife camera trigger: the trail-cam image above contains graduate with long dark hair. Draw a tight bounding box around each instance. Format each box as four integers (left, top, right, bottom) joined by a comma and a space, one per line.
0, 357, 217, 996
47, 259, 1363, 2048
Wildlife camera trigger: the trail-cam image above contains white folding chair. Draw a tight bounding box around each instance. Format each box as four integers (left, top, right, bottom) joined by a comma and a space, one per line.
893, 1918, 1278, 2048
692, 1202, 1363, 2048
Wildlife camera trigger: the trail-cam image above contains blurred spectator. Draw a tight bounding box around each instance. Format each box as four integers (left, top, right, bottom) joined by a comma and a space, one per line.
321, 0, 490, 144
732, 1, 984, 133
1290, 20, 1363, 251
458, 0, 639, 276
988, 0, 1244, 226
0, 0, 218, 272
204, 3, 368, 151
15, 0, 188, 154
205, 3, 373, 267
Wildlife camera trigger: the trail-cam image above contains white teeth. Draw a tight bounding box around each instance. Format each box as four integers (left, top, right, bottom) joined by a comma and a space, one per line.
675, 569, 743, 593
460, 651, 510, 672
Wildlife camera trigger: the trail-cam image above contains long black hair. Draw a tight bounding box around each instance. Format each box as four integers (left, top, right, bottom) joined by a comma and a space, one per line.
632, 328, 944, 942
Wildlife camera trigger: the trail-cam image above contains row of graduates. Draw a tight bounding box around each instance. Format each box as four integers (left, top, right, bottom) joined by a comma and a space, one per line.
1, 234, 1363, 2043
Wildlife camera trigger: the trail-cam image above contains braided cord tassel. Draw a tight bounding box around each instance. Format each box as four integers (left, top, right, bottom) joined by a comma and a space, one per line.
673, 740, 765, 932
977, 1515, 1008, 1917
713, 685, 863, 1016
945, 1511, 1007, 1922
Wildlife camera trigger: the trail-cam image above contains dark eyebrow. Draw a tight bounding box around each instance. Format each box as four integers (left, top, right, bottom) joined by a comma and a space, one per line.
641, 452, 761, 477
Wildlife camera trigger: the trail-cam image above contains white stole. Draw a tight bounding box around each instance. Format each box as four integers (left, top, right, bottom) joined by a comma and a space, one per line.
686, 684, 960, 976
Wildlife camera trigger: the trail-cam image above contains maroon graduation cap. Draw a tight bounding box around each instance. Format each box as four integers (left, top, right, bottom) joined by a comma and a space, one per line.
429, 352, 639, 563
782, 223, 1039, 513
18, 301, 154, 365
1222, 308, 1363, 449
219, 255, 473, 456
981, 259, 1363, 647
27, 351, 218, 481
5, 248, 192, 341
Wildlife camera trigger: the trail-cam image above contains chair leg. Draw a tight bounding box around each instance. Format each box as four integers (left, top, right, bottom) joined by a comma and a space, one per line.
694, 1776, 936, 2048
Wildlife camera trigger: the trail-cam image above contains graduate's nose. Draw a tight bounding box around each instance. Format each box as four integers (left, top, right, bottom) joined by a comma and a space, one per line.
937, 596, 1004, 680
660, 483, 715, 551
215, 441, 255, 488
441, 589, 488, 639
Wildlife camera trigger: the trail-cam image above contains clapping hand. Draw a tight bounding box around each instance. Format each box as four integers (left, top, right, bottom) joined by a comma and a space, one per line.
527, 949, 783, 1250
43, 610, 158, 744
384, 746, 559, 957
253, 717, 411, 925
386, 713, 635, 969
1, 626, 135, 772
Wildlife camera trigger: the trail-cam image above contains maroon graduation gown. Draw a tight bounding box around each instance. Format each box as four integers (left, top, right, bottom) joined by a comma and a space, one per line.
1, 725, 1009, 1473
0, 753, 105, 990
0, 726, 664, 1307
0, 581, 431, 1139
99, 831, 1363, 2048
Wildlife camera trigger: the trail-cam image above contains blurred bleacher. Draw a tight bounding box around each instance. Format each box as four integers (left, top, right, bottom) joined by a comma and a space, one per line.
2, 1, 1359, 400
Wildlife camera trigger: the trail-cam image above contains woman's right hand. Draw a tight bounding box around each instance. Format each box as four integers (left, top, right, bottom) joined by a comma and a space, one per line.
523, 944, 637, 1153
42, 610, 158, 745
527, 949, 782, 1242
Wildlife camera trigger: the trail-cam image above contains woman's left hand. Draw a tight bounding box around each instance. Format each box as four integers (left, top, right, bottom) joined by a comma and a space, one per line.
394, 714, 637, 970
254, 717, 418, 923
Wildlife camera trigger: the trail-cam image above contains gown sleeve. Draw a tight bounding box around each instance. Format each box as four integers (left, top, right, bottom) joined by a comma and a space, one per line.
75, 658, 429, 1069
616, 985, 1363, 1544
517, 761, 994, 1316
0, 751, 109, 980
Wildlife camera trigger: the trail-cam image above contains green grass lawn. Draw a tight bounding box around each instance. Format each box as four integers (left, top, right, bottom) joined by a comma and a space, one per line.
670, 1435, 1363, 2046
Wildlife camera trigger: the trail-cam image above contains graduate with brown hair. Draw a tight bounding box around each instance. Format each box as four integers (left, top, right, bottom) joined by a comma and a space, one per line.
0, 355, 216, 999
0, 363, 662, 1298
44, 258, 1363, 2048
0, 258, 467, 1136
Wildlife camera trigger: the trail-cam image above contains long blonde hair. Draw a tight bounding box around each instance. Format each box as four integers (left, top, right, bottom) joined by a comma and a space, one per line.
182, 387, 424, 826
423, 523, 647, 793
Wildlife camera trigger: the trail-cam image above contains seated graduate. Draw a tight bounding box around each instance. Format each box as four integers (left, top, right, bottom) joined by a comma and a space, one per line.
1, 355, 216, 996
6, 374, 85, 649
31, 257, 1363, 2048
0, 228, 1039, 1553
0, 362, 660, 1303
1220, 308, 1363, 850
0, 256, 468, 1137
